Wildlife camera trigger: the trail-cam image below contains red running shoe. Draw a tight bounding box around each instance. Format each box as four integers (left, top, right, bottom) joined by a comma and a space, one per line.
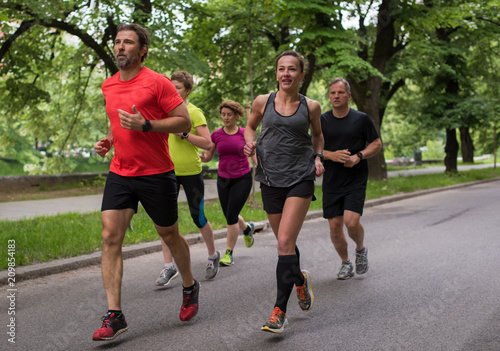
92, 312, 128, 341
180, 280, 200, 321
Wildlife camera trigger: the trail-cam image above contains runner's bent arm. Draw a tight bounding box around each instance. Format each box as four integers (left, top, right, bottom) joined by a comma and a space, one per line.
359, 138, 382, 159
118, 102, 191, 133
94, 130, 113, 157
244, 94, 267, 157
182, 125, 213, 150
308, 99, 325, 176
200, 143, 216, 163
343, 138, 383, 168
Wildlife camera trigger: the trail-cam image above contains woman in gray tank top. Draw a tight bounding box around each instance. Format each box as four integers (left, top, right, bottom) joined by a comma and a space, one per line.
244, 50, 324, 334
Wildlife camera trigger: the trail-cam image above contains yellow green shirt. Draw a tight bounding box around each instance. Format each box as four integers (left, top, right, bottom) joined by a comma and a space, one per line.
168, 103, 206, 176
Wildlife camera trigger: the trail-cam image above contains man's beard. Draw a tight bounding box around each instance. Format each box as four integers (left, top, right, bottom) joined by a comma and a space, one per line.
115, 51, 141, 68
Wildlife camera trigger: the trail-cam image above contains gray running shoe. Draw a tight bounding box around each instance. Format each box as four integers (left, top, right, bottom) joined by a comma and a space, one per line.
337, 261, 354, 280
206, 250, 220, 280
355, 247, 369, 274
155, 266, 179, 286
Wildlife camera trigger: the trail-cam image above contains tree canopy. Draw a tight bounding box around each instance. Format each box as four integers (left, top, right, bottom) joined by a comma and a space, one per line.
1, 0, 499, 177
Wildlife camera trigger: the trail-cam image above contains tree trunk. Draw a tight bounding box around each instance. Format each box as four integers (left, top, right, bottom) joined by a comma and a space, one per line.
368, 152, 388, 180
350, 77, 387, 180
343, 0, 401, 181
459, 126, 474, 163
435, 24, 461, 173
444, 128, 459, 172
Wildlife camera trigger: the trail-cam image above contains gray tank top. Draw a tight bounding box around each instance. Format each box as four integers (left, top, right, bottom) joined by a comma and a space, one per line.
255, 92, 315, 187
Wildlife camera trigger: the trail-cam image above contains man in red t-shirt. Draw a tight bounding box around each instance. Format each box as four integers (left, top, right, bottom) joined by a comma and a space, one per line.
92, 23, 199, 342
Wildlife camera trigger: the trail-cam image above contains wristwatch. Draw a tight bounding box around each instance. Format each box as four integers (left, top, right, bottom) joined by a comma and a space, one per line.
142, 119, 152, 132
357, 152, 363, 160
181, 133, 189, 139
314, 153, 324, 163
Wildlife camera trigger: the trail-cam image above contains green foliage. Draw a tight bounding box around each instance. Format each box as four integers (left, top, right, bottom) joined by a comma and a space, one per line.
182, 0, 285, 129
382, 81, 441, 158
0, 20, 108, 172
306, 80, 331, 113
0, 0, 188, 172
465, 18, 500, 156
1, 0, 499, 176
0, 158, 27, 176
383, 0, 500, 164
422, 140, 446, 160
72, 158, 111, 174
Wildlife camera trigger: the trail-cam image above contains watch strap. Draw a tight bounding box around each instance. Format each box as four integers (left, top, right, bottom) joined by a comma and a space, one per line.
142, 119, 152, 132
314, 153, 324, 162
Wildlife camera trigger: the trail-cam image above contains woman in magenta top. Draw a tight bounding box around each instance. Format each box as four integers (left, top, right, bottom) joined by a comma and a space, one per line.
201, 100, 256, 266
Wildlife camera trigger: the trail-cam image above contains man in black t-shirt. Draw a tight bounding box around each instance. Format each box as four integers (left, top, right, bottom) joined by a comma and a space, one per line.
321, 78, 382, 280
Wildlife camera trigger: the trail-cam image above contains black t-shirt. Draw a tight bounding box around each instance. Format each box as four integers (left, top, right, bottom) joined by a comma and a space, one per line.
321, 108, 379, 193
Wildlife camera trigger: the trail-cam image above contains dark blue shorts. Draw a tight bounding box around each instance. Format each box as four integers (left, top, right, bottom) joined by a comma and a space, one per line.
101, 171, 178, 227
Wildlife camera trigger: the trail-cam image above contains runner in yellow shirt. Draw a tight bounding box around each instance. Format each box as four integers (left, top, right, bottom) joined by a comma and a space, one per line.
155, 71, 220, 286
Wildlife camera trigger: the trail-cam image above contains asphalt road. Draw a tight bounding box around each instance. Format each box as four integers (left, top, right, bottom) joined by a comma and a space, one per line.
3, 179, 500, 351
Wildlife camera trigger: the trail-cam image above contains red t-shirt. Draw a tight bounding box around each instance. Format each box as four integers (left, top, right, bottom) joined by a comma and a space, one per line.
102, 67, 184, 177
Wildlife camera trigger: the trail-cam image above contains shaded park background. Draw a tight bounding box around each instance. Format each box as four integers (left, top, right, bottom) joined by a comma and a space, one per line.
1, 0, 499, 179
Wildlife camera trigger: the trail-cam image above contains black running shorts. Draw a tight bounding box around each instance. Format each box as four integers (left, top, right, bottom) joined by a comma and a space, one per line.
260, 180, 315, 214
322, 187, 366, 219
101, 171, 178, 227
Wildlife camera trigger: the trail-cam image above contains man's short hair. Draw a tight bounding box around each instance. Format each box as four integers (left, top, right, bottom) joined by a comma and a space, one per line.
116, 23, 149, 62
328, 77, 351, 94
171, 71, 194, 92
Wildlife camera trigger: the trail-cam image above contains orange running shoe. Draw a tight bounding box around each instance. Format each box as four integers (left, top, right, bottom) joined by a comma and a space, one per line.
261, 307, 288, 333
296, 269, 314, 311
